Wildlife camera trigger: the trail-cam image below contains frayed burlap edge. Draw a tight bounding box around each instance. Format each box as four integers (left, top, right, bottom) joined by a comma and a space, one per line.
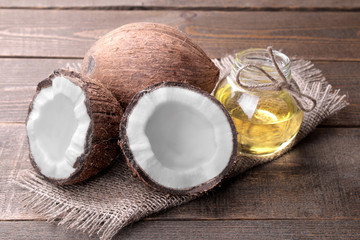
15, 56, 348, 240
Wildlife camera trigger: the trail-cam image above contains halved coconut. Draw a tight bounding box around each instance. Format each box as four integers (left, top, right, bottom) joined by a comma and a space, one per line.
26, 69, 122, 185
119, 82, 237, 195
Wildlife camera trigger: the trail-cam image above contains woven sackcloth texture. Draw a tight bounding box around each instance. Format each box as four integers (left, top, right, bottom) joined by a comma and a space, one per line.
16, 56, 348, 239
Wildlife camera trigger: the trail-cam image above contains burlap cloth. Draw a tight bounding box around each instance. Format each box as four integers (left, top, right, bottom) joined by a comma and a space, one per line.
16, 55, 348, 239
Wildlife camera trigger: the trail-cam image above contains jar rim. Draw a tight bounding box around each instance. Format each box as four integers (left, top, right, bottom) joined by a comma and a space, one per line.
235, 48, 291, 73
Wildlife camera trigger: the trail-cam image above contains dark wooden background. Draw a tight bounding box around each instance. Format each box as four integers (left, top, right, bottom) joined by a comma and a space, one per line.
0, 1, 359, 239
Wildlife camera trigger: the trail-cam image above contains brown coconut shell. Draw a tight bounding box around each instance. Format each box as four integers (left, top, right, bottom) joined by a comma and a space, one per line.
82, 22, 219, 109
119, 82, 237, 195
26, 69, 123, 185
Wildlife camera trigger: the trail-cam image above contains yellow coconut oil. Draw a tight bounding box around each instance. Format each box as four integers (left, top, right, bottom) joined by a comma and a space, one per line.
214, 49, 303, 156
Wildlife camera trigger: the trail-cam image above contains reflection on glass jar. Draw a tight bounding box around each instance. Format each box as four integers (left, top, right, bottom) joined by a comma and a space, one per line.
214, 48, 303, 156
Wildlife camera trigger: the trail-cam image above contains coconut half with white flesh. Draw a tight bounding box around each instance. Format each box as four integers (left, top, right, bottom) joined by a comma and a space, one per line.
119, 82, 237, 195
26, 69, 122, 185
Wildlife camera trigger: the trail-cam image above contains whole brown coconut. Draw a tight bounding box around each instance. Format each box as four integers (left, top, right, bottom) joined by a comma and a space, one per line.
26, 69, 123, 185
82, 22, 219, 108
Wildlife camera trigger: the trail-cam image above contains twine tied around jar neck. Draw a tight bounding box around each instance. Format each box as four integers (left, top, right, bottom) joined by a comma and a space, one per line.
235, 46, 317, 112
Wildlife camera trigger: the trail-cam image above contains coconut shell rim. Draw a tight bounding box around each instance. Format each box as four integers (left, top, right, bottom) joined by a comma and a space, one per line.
26, 69, 93, 185
25, 69, 122, 185
119, 81, 237, 195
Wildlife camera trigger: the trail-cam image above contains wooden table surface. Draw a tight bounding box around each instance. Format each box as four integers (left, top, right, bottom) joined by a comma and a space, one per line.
1, 1, 359, 239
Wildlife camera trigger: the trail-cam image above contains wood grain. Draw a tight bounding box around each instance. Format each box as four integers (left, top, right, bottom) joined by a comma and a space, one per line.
114, 219, 360, 239
0, 10, 359, 60
0, 59, 356, 126
1, 3, 359, 239
0, 221, 91, 239
1, 220, 360, 240
0, 124, 39, 220
0, 59, 81, 123
1, 0, 360, 10
1, 124, 359, 221
316, 61, 359, 127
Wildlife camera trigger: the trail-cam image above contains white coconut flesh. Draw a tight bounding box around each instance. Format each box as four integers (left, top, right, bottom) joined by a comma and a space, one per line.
26, 76, 91, 179
126, 86, 234, 190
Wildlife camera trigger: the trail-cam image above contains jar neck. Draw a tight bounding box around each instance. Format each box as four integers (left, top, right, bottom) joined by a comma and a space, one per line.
230, 48, 291, 88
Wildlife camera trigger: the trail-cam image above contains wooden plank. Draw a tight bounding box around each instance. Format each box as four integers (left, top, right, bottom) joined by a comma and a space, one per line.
107, 219, 360, 239
316, 61, 359, 127
0, 59, 82, 123
1, 124, 359, 220
0, 59, 357, 126
0, 124, 41, 220
0, 220, 360, 239
0, 10, 360, 60
0, 221, 91, 239
1, 0, 360, 10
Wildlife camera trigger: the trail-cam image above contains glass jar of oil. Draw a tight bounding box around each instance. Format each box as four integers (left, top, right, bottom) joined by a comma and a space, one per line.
214, 48, 303, 156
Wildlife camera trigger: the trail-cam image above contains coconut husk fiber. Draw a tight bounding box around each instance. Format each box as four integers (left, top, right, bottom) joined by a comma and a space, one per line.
16, 56, 348, 240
